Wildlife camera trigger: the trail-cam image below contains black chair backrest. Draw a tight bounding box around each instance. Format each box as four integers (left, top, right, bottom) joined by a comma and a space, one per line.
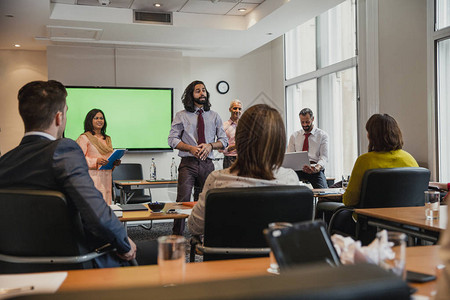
359, 167, 430, 208
203, 185, 314, 260
112, 163, 150, 203
0, 189, 92, 273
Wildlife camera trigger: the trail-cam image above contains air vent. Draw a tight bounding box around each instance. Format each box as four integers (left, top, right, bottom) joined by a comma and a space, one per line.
134, 11, 172, 25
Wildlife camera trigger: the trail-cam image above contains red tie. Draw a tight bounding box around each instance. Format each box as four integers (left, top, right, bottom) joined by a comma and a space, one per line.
302, 133, 311, 151
197, 109, 206, 144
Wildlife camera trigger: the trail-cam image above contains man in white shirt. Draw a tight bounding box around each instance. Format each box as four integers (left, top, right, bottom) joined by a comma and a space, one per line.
287, 108, 329, 188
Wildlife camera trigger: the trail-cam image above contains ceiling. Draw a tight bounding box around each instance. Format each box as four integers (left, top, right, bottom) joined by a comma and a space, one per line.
0, 0, 344, 58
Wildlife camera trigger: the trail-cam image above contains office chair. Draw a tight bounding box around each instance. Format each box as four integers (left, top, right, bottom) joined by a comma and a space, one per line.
190, 185, 314, 262
112, 163, 152, 204
0, 189, 112, 274
325, 167, 430, 244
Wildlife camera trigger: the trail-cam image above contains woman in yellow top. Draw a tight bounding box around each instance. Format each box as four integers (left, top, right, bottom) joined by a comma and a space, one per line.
342, 113, 418, 207
76, 109, 120, 204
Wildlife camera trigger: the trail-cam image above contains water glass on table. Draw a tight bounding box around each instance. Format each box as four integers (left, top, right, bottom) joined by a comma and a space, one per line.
158, 235, 186, 286
424, 190, 440, 219
377, 231, 407, 280
341, 175, 350, 190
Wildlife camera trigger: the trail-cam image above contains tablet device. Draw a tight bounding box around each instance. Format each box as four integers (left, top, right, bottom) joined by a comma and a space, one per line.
281, 152, 310, 171
264, 220, 340, 271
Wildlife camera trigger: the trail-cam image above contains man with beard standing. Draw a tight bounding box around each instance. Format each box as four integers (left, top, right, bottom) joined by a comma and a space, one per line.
168, 80, 228, 235
220, 99, 242, 169
287, 108, 329, 188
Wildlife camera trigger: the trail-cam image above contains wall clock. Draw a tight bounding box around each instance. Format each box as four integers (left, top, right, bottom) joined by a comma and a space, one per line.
216, 81, 229, 94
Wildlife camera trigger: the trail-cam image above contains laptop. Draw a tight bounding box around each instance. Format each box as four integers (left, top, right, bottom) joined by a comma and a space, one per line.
281, 151, 311, 171
264, 220, 341, 271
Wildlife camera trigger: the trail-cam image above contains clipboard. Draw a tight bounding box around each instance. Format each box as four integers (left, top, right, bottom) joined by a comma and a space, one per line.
99, 149, 126, 170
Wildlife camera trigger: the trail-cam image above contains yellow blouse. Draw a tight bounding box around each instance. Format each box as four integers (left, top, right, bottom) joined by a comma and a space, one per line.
342, 150, 419, 207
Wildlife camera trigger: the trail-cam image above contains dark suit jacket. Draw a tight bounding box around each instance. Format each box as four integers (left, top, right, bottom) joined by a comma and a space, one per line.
0, 135, 130, 268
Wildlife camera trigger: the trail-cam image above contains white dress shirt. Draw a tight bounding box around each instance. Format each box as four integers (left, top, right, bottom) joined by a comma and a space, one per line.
287, 126, 328, 169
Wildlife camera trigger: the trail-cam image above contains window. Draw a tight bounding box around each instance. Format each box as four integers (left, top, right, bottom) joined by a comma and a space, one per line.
285, 19, 316, 80
437, 38, 450, 180
284, 0, 357, 179
436, 0, 450, 30
433, 0, 450, 181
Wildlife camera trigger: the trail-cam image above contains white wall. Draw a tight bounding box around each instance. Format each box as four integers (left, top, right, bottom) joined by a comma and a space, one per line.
45, 41, 284, 200
0, 50, 48, 155
377, 0, 428, 166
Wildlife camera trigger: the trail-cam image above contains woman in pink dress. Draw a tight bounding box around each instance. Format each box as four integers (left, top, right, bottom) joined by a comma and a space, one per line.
76, 109, 120, 204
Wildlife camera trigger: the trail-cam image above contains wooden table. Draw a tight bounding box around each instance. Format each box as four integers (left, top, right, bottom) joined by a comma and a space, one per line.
114, 180, 177, 204
355, 205, 447, 243
57, 246, 440, 297
118, 202, 190, 222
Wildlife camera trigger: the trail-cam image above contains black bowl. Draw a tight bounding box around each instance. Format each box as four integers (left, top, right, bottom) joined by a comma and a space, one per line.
148, 202, 165, 213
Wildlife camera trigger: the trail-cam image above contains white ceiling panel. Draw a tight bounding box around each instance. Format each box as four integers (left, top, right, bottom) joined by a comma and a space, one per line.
180, 1, 236, 15
1, 0, 346, 57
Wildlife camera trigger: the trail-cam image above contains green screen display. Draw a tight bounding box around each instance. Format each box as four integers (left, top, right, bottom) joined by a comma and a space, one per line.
64, 87, 173, 150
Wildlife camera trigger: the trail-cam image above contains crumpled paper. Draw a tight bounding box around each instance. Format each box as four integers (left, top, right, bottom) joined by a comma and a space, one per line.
331, 230, 395, 265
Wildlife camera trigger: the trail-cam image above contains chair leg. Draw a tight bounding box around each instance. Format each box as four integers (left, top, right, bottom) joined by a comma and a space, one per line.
189, 244, 196, 262
140, 220, 153, 230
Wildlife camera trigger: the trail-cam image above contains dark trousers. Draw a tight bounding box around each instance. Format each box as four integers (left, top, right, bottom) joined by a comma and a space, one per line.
295, 169, 328, 188
172, 157, 214, 235
222, 156, 237, 169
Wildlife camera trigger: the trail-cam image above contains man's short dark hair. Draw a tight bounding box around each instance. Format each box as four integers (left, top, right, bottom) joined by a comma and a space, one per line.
299, 108, 314, 118
182, 80, 211, 113
18, 80, 67, 131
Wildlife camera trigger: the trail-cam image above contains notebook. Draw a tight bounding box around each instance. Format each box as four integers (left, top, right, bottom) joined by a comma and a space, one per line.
281, 151, 311, 171
264, 220, 341, 271
117, 204, 148, 211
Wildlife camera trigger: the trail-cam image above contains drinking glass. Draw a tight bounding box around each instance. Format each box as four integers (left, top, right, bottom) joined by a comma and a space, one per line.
424, 190, 440, 219
267, 222, 292, 274
341, 175, 350, 190
377, 231, 406, 280
158, 235, 186, 285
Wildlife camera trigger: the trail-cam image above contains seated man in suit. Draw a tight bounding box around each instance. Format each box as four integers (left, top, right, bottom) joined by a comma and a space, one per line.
0, 80, 146, 268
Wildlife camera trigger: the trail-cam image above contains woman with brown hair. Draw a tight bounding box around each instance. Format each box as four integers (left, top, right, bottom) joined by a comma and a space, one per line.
76, 108, 120, 204
188, 104, 300, 235
342, 113, 418, 206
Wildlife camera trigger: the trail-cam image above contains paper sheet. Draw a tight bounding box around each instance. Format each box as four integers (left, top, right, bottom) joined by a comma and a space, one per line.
175, 209, 192, 215
0, 272, 67, 299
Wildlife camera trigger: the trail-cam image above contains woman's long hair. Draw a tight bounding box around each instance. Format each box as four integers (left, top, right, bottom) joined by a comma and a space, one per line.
230, 104, 286, 180
181, 80, 211, 112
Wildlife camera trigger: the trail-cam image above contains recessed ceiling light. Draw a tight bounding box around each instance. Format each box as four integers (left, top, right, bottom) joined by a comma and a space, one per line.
14, 44, 21, 48
5, 14, 14, 18
238, 8, 246, 12
154, 3, 161, 7
266, 33, 273, 35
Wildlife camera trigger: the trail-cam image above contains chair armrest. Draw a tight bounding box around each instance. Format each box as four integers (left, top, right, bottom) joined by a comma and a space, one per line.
328, 206, 355, 235
196, 245, 270, 255
189, 235, 202, 262
316, 202, 345, 213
